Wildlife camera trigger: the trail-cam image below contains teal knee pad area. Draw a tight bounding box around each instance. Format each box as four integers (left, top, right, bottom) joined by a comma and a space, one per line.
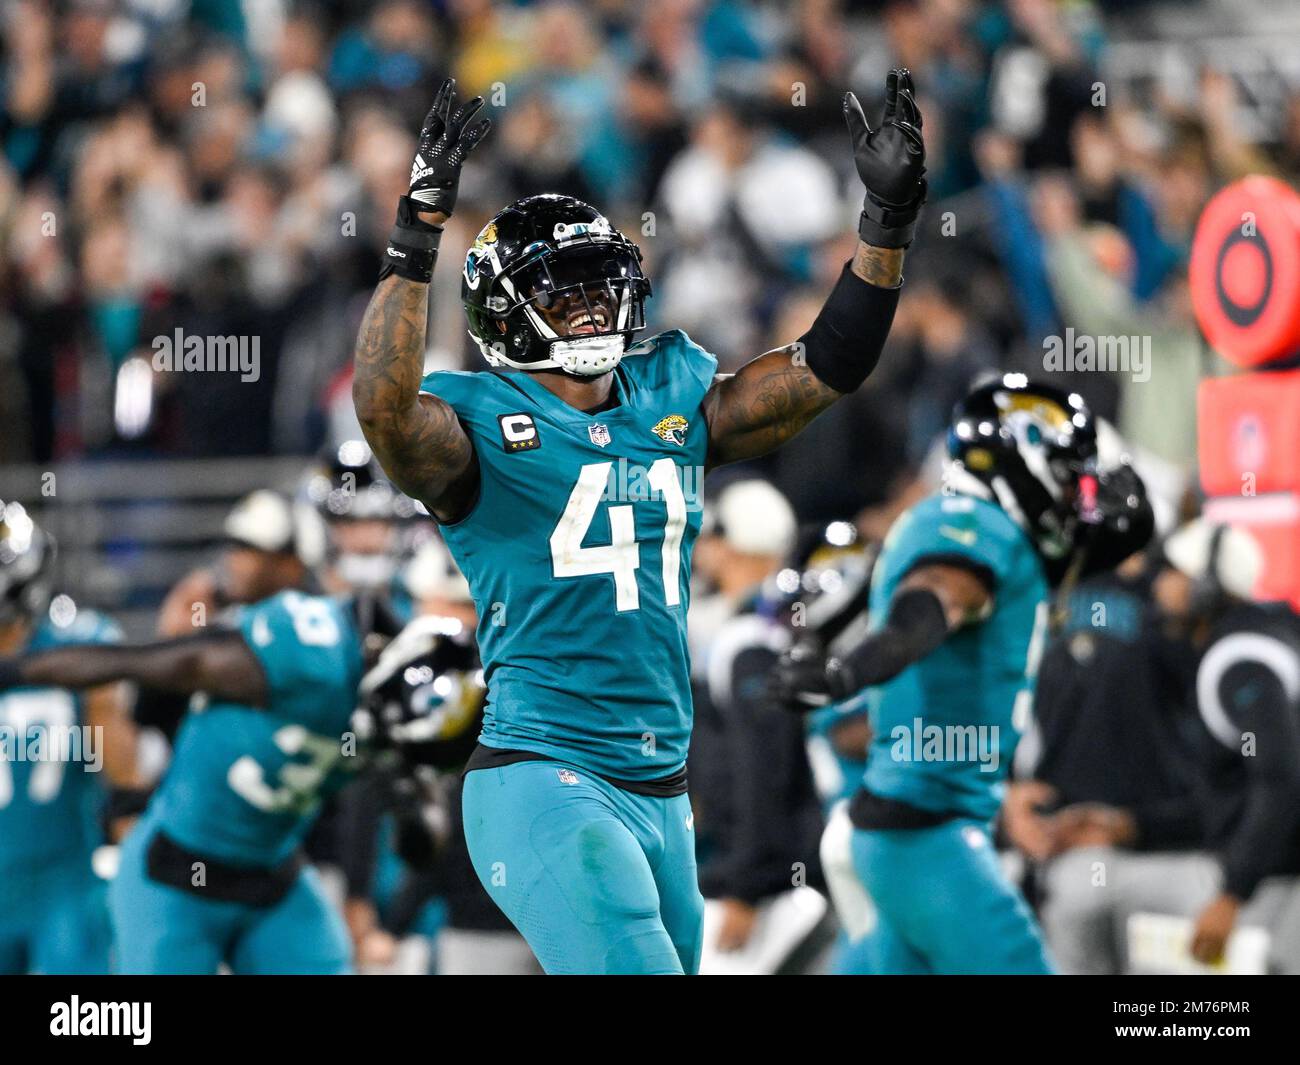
462, 760, 703, 974
851, 820, 1054, 975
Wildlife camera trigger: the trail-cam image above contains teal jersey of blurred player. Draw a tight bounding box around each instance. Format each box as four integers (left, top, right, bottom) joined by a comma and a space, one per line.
423, 329, 717, 780
862, 493, 1049, 821
0, 607, 121, 876
806, 690, 871, 812
148, 590, 364, 866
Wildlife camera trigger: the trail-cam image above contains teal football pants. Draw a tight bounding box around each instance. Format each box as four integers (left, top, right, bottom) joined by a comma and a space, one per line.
850, 819, 1055, 974
108, 813, 351, 975
462, 759, 704, 974
0, 860, 112, 974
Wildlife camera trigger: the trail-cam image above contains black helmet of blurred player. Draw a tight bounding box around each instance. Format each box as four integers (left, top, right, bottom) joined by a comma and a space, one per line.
0, 502, 55, 629
461, 194, 651, 377
302, 439, 421, 597
767, 521, 876, 644
353, 613, 484, 772
946, 374, 1099, 577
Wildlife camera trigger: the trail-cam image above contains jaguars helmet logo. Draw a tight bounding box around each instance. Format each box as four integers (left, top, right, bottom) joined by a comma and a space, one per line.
463, 222, 502, 290
471, 221, 498, 252
651, 414, 689, 447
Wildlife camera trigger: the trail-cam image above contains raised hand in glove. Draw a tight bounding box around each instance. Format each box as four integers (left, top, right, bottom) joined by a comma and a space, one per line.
408, 77, 491, 221
844, 68, 927, 248
380, 78, 491, 284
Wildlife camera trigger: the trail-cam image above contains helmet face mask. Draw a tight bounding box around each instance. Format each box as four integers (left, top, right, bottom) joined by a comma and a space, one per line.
463, 195, 650, 377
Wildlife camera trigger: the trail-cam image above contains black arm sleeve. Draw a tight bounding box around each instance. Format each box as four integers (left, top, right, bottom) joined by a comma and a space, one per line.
1214, 658, 1300, 899
835, 586, 950, 695
799, 264, 901, 394
6, 631, 267, 707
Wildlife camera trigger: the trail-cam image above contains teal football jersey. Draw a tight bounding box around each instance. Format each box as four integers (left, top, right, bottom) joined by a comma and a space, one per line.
149, 590, 364, 866
806, 691, 871, 812
422, 329, 717, 779
862, 493, 1049, 821
0, 607, 121, 876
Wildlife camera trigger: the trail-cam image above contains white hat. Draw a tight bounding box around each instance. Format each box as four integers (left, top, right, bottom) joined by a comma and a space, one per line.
1164, 518, 1263, 601
224, 490, 297, 554
709, 479, 797, 558
404, 537, 472, 604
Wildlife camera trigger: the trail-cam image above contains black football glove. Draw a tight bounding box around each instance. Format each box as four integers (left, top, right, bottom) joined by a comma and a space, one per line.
381, 78, 491, 284
408, 77, 491, 217
844, 68, 927, 248
769, 639, 850, 711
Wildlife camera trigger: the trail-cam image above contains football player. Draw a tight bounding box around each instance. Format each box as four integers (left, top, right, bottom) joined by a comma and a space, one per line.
156, 490, 310, 639
772, 376, 1154, 974
352, 72, 927, 974
0, 462, 411, 974
0, 502, 141, 974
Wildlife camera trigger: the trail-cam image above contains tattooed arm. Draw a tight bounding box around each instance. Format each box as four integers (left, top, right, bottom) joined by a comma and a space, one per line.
702, 244, 903, 468
353, 79, 489, 523
352, 275, 479, 522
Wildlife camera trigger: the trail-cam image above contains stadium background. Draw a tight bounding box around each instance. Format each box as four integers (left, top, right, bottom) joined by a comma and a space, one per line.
3, 0, 1300, 973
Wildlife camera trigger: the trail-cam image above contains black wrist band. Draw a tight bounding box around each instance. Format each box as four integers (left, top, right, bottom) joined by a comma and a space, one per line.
858, 209, 917, 249
858, 179, 926, 249
380, 196, 444, 283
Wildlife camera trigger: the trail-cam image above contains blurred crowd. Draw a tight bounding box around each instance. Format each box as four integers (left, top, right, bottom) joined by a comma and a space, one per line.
3, 0, 1299, 527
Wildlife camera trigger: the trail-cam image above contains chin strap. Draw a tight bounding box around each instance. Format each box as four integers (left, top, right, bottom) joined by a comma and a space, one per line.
550, 335, 627, 376
478, 332, 628, 376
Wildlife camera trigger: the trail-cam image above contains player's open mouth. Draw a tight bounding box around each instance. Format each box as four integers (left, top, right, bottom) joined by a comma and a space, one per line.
566, 309, 608, 334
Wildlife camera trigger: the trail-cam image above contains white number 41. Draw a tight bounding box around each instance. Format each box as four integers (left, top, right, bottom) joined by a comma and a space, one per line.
549, 459, 687, 612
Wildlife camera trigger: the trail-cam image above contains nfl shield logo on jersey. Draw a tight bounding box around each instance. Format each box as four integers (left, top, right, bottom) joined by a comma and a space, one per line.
557, 768, 580, 785
587, 423, 611, 447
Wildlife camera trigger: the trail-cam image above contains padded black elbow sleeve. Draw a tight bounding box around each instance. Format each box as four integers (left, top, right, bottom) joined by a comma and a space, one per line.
798, 263, 901, 394
835, 587, 948, 694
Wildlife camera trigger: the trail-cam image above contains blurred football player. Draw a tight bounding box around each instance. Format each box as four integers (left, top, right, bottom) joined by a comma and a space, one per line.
0, 461, 413, 974
301, 440, 424, 611
156, 490, 310, 639
772, 376, 1154, 974
0, 502, 141, 974
352, 71, 926, 974
1157, 520, 1300, 970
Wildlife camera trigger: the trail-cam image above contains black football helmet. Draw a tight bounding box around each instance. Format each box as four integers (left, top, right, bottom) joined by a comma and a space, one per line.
461, 194, 651, 377
299, 440, 424, 601
353, 614, 484, 771
0, 501, 55, 627
304, 439, 421, 524
946, 375, 1098, 572
766, 522, 875, 637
